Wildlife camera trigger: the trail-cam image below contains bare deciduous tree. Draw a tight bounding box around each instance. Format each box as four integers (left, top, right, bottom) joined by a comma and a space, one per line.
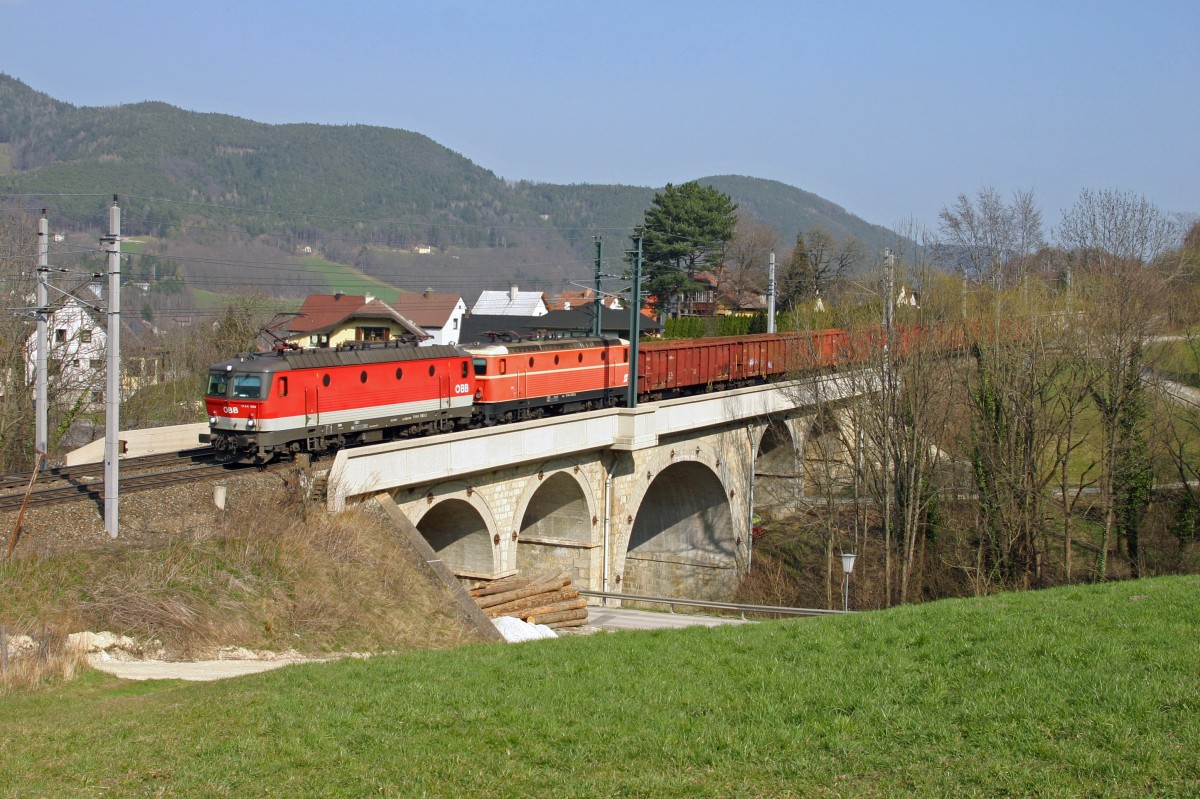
718, 217, 773, 312
1056, 188, 1180, 579
0, 204, 38, 470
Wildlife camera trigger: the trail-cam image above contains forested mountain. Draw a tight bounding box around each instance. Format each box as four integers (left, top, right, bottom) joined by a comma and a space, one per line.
0, 74, 908, 301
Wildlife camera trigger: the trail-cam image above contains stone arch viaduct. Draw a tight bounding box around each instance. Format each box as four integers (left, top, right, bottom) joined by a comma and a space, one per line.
325, 371, 875, 600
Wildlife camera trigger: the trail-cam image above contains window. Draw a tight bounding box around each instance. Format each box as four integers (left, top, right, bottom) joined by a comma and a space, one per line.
601, 351, 608, 361
554, 355, 559, 365
395, 367, 403, 380
357, 326, 388, 342
79, 329, 93, 343
277, 376, 288, 397
461, 361, 469, 378
232, 374, 263, 399
528, 357, 535, 367
452, 318, 459, 330
428, 364, 435, 377
500, 359, 507, 375
360, 370, 368, 383
55, 329, 67, 344
206, 372, 229, 397
322, 374, 331, 387
473, 358, 487, 376
578, 353, 583, 363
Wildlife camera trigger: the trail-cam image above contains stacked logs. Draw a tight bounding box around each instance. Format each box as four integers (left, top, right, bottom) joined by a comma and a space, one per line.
469, 571, 588, 630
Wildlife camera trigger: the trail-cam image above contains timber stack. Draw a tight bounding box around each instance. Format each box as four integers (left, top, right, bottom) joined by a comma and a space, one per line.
469, 571, 588, 630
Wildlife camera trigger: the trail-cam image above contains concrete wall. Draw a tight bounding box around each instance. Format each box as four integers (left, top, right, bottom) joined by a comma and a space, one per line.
66, 422, 207, 466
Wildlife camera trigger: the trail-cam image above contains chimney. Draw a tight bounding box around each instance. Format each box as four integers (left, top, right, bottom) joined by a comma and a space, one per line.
334, 291, 344, 300
509, 284, 518, 301
364, 294, 375, 304
424, 287, 433, 298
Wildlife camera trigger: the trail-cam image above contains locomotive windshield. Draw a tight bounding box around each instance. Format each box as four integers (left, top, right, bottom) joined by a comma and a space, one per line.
206, 372, 229, 397
472, 358, 487, 376
232, 374, 264, 399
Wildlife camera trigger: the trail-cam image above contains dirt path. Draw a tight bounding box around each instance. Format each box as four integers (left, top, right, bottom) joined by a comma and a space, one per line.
87, 653, 322, 681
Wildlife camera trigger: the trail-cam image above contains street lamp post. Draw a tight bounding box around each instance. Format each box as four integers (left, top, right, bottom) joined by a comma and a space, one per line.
840, 552, 857, 612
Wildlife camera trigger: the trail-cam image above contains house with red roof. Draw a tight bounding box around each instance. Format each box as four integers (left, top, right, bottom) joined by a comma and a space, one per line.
284, 293, 429, 349
390, 289, 468, 346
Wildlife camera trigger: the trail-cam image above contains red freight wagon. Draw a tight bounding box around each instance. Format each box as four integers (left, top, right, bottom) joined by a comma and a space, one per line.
202, 342, 474, 461
465, 336, 629, 423
636, 330, 851, 398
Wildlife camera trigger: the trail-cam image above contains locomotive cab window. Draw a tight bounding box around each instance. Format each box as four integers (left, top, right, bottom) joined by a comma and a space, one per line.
473, 358, 487, 376
277, 376, 288, 397
461, 361, 470, 379
232, 375, 263, 399
206, 372, 229, 397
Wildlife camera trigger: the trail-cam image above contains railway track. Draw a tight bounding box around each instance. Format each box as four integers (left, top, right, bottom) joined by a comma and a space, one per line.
0, 449, 255, 513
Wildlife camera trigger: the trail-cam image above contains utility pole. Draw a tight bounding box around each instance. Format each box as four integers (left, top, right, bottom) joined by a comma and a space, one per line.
35, 211, 49, 466
626, 235, 643, 408
593, 237, 603, 338
102, 196, 121, 538
766, 251, 776, 334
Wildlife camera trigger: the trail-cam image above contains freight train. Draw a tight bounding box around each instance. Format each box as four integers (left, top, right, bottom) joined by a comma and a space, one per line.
201, 329, 861, 462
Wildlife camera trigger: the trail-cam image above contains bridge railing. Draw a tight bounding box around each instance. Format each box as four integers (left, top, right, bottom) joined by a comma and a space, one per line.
577, 589, 847, 618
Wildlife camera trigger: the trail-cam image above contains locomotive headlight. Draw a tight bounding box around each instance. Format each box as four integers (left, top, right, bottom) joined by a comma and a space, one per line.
209, 416, 217, 425
246, 416, 256, 429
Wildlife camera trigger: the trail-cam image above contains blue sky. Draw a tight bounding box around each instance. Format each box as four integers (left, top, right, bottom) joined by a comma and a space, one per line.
2, 0, 1197, 234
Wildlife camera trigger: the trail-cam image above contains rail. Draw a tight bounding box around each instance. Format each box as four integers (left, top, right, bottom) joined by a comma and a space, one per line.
577, 589, 847, 618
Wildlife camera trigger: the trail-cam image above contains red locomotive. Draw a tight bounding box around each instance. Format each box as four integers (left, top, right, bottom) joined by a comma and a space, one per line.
468, 336, 629, 423
202, 341, 476, 461
203, 329, 873, 462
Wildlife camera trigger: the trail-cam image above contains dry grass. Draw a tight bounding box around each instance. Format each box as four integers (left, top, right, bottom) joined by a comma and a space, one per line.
0, 628, 87, 696
0, 495, 482, 678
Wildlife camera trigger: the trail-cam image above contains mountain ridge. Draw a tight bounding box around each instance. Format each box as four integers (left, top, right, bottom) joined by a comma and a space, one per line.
0, 73, 908, 298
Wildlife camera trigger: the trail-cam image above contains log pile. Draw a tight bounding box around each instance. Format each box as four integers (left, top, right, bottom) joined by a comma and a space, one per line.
469, 571, 588, 630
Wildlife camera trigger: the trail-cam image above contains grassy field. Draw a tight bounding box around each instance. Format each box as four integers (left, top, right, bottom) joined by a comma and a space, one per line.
296, 254, 402, 301
2, 576, 1197, 798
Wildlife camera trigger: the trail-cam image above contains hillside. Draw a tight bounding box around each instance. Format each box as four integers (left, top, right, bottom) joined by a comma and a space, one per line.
3, 571, 1197, 796
0, 74, 912, 304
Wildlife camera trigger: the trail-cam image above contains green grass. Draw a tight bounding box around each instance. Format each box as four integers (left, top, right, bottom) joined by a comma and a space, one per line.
3, 576, 1198, 797
1148, 339, 1200, 388
296, 255, 401, 301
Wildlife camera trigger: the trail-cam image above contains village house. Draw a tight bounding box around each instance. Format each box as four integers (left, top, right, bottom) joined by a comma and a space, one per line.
470, 285, 549, 317
23, 294, 165, 409
283, 293, 428, 349
389, 289, 468, 346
